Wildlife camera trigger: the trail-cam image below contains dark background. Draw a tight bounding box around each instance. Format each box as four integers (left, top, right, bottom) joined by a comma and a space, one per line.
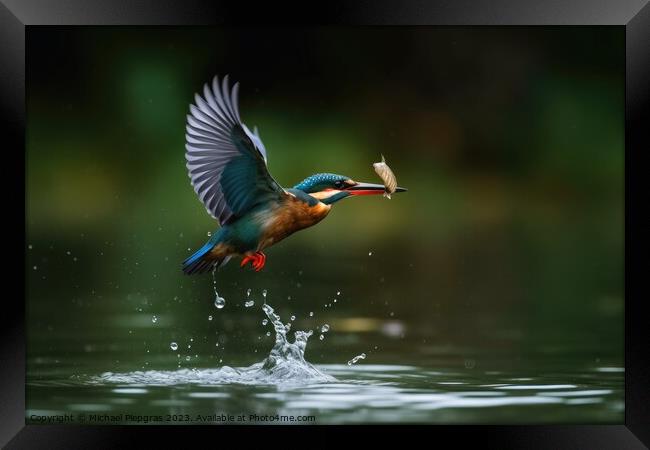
26, 27, 623, 375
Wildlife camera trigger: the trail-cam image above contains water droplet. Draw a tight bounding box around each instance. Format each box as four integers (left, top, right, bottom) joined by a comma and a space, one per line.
246, 288, 251, 297
336, 291, 341, 296
266, 331, 271, 336
208, 315, 213, 321
185, 356, 191, 361
207, 231, 212, 237
321, 324, 330, 333
214, 295, 225, 309
245, 300, 255, 308
309, 311, 314, 317
151, 315, 158, 323
190, 338, 194, 342
187, 345, 191, 349
368, 251, 373, 256
262, 319, 268, 326
170, 342, 178, 351
319, 334, 324, 340
290, 315, 295, 321
347, 353, 367, 366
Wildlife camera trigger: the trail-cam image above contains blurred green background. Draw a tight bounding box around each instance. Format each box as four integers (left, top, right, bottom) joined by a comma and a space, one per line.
26, 27, 623, 376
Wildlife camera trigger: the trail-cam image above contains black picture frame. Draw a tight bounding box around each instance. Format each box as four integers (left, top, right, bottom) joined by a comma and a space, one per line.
2, 0, 647, 447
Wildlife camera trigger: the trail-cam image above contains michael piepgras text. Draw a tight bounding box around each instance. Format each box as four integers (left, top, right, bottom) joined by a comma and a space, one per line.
30, 413, 316, 424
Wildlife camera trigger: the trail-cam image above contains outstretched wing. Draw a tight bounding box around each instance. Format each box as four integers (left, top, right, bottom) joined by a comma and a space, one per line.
185, 75, 284, 225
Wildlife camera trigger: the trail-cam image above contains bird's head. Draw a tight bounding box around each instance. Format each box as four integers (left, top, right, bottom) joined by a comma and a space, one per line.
293, 173, 407, 205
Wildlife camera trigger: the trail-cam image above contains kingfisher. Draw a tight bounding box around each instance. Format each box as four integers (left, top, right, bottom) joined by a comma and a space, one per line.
182, 75, 407, 275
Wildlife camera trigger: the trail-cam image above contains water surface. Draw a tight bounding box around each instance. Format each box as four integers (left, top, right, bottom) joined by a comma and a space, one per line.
27, 301, 623, 425
27, 362, 623, 424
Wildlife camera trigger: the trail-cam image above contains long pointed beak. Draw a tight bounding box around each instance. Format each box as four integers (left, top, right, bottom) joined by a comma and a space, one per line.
346, 182, 408, 196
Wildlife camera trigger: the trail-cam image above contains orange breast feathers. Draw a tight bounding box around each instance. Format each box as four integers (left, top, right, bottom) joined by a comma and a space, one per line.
258, 193, 331, 250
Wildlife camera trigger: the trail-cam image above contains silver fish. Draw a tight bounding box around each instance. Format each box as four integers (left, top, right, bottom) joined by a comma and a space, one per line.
373, 154, 397, 199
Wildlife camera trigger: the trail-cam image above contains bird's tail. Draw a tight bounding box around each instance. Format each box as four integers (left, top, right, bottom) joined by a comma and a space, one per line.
182, 231, 232, 275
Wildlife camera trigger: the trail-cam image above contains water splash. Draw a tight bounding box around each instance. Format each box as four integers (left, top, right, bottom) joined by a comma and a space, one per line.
90, 302, 335, 386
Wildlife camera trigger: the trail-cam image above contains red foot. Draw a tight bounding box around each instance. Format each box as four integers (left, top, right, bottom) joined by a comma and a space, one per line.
240, 252, 266, 272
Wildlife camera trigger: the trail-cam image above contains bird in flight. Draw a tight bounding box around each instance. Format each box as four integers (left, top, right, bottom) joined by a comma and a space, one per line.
182, 75, 407, 275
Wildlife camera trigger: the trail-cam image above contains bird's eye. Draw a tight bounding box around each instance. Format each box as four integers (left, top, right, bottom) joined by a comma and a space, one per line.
334, 181, 344, 189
